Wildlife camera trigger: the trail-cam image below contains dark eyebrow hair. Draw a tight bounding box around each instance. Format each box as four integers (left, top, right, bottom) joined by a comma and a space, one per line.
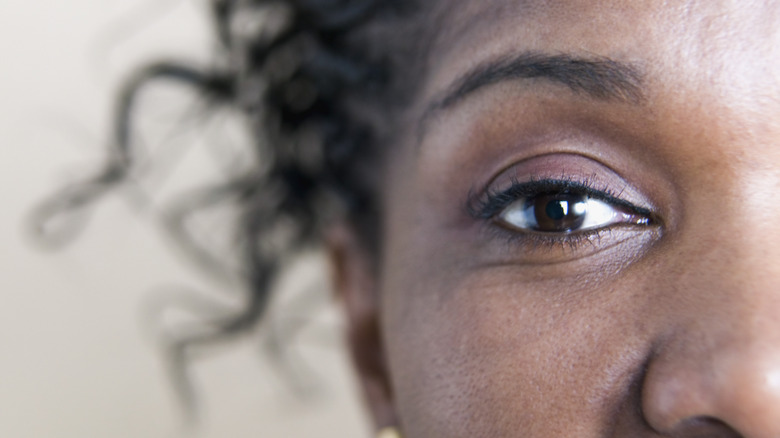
419, 52, 645, 137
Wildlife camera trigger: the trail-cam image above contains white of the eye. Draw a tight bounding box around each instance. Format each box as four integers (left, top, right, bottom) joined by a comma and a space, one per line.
579, 198, 619, 229
500, 200, 537, 229
499, 197, 621, 231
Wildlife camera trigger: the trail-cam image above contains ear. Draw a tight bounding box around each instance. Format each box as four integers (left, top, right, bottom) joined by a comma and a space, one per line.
326, 224, 397, 430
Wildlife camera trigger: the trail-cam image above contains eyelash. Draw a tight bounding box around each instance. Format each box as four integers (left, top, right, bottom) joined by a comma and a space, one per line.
468, 177, 656, 247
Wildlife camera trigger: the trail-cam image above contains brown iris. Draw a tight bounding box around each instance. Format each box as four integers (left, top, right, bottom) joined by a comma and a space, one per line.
527, 193, 588, 232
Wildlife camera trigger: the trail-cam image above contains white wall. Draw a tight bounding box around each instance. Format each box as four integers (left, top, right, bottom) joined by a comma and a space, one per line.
0, 1, 368, 437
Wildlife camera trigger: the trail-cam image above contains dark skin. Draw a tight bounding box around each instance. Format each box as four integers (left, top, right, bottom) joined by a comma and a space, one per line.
331, 1, 780, 436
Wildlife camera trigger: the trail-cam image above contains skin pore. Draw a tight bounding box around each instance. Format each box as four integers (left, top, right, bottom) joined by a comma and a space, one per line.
332, 1, 780, 437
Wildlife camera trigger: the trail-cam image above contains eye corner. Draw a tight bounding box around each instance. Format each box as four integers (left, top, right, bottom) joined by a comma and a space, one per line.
464, 184, 508, 221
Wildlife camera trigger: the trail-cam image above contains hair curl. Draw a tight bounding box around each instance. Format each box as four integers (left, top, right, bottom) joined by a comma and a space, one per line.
32, 0, 435, 416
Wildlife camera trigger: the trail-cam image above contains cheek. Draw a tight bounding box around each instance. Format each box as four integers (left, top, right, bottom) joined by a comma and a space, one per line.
380, 260, 661, 437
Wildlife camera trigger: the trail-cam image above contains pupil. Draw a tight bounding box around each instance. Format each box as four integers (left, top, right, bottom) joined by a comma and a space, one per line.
545, 201, 567, 220
532, 194, 587, 232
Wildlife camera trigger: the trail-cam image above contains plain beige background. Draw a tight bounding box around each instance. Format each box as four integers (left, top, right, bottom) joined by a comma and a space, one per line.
1, 1, 367, 436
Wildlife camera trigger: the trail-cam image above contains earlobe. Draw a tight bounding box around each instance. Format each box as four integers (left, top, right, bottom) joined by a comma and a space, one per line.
376, 427, 403, 438
325, 224, 399, 431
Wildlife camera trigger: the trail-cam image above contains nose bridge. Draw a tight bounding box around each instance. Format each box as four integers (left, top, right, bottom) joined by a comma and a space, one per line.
708, 168, 780, 305
677, 160, 780, 302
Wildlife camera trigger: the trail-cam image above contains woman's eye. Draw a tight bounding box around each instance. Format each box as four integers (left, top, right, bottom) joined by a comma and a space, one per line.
498, 192, 648, 233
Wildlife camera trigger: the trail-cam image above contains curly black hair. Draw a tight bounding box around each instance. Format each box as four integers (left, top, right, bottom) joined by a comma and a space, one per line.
32, 0, 440, 417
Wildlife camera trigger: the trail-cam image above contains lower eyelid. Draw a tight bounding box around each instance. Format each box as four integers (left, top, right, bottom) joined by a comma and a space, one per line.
484, 190, 658, 260
478, 220, 661, 267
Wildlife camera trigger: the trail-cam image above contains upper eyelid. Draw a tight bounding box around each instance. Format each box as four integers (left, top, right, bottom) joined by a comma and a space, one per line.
467, 178, 654, 221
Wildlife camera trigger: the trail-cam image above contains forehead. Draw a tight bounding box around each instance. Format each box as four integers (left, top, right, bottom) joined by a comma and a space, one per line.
422, 0, 780, 107
429, 0, 780, 48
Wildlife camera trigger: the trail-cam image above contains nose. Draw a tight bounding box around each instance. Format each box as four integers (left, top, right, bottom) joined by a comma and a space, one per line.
641, 237, 780, 437
643, 337, 780, 437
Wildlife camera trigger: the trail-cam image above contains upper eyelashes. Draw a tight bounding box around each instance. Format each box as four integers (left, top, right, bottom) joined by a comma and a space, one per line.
470, 178, 654, 235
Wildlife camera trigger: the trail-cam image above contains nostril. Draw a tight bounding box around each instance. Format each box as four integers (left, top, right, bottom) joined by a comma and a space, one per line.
665, 416, 742, 438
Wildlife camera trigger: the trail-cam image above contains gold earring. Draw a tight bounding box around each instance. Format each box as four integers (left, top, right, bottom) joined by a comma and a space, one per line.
377, 427, 402, 438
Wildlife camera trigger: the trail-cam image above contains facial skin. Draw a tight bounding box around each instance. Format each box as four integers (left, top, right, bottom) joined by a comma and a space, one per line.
331, 1, 780, 437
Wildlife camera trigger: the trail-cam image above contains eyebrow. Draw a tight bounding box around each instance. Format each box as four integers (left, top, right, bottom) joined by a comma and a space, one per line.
420, 52, 645, 135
